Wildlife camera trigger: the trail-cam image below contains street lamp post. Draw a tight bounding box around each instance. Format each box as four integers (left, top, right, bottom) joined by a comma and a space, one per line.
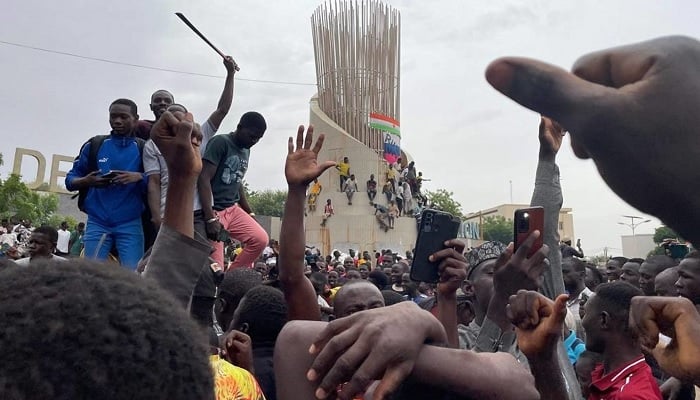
618, 215, 652, 236
618, 215, 651, 259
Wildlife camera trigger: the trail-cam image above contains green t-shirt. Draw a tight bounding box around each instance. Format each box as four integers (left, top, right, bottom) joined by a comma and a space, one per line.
203, 134, 250, 210
69, 230, 83, 256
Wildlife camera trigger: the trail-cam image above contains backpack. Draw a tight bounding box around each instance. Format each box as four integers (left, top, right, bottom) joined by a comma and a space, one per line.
72, 135, 145, 212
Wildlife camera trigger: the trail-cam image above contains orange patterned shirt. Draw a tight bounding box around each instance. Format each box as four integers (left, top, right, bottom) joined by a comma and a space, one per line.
210, 355, 266, 400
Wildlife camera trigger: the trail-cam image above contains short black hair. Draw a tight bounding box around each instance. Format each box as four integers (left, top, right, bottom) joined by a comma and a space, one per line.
594, 281, 643, 331
643, 255, 677, 275
585, 264, 603, 284
610, 256, 629, 264
150, 89, 174, 102
110, 98, 138, 117
368, 270, 390, 290
219, 268, 263, 311
238, 111, 267, 132
564, 257, 586, 273
34, 225, 59, 244
381, 290, 406, 306
628, 258, 645, 264
235, 286, 287, 346
310, 272, 328, 292
0, 259, 213, 399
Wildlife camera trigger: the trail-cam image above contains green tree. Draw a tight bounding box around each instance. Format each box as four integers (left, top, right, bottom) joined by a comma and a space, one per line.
653, 225, 683, 243
423, 189, 463, 217
481, 215, 512, 244
44, 214, 79, 230
246, 189, 287, 217
0, 174, 60, 224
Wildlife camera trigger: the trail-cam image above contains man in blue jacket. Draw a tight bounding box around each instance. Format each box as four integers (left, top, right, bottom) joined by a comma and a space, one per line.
66, 98, 146, 269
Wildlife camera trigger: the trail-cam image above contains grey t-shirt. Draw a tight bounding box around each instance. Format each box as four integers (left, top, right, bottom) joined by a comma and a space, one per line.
202, 133, 250, 210
143, 119, 217, 215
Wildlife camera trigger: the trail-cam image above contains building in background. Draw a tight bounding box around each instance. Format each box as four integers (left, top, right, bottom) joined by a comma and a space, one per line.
461, 203, 575, 248
620, 234, 656, 259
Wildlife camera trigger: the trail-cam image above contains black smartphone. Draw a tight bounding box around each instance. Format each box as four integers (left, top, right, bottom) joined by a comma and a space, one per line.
513, 207, 544, 258
410, 209, 461, 283
101, 170, 118, 180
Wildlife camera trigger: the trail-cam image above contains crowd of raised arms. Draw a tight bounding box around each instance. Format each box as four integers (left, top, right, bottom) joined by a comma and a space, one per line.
3, 36, 700, 400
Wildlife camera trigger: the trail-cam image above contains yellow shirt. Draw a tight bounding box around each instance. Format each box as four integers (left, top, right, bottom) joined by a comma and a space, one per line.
310, 182, 322, 195
386, 168, 396, 180
210, 355, 266, 400
337, 162, 350, 177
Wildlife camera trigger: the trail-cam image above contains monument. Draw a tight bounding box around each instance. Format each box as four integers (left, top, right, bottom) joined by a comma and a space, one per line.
305, 0, 416, 256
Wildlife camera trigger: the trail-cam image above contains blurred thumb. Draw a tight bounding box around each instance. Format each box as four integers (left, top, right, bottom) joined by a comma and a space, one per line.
552, 294, 569, 324
485, 57, 619, 133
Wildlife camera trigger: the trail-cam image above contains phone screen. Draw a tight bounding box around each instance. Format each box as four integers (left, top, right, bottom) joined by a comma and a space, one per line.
410, 209, 461, 283
513, 207, 544, 257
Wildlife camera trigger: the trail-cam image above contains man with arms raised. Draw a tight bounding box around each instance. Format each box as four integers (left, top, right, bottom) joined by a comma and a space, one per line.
142, 56, 238, 230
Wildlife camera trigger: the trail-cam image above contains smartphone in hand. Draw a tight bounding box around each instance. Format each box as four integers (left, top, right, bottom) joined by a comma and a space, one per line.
101, 170, 118, 180
410, 209, 461, 283
513, 207, 544, 258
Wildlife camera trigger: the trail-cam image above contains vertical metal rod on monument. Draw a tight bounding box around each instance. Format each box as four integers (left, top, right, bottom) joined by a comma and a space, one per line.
312, 0, 400, 154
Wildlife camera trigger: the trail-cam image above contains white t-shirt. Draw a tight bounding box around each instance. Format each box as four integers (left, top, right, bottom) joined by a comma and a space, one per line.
142, 119, 217, 216
15, 254, 67, 266
56, 229, 71, 253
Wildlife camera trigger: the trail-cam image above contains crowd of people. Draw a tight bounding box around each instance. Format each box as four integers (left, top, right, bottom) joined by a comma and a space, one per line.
0, 219, 85, 262
314, 155, 431, 231
4, 36, 700, 400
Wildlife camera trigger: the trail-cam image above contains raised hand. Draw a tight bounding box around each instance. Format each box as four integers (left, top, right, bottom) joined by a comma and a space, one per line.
150, 111, 203, 179
507, 290, 568, 359
285, 125, 336, 188
221, 330, 254, 373
306, 301, 446, 400
538, 116, 564, 161
431, 239, 468, 297
629, 296, 700, 383
493, 231, 549, 297
485, 36, 700, 245
223, 55, 239, 73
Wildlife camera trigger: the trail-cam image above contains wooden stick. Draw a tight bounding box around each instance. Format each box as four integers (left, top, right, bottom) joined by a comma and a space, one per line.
175, 12, 240, 71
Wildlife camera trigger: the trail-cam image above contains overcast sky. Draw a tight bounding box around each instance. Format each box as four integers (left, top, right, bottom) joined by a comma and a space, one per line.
1, 0, 696, 255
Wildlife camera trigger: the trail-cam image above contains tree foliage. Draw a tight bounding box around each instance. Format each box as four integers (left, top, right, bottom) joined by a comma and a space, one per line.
0, 174, 60, 224
423, 189, 463, 217
246, 188, 287, 218
481, 215, 512, 244
653, 226, 683, 244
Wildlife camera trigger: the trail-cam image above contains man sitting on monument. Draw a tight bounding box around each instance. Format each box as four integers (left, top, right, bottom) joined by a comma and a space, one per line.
343, 174, 358, 205
366, 174, 377, 205
66, 98, 146, 270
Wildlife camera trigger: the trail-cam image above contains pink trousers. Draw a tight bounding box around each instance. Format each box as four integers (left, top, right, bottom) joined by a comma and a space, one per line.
211, 204, 268, 269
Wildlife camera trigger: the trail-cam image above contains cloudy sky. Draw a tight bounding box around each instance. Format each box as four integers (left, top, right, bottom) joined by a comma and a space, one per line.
1, 0, 696, 255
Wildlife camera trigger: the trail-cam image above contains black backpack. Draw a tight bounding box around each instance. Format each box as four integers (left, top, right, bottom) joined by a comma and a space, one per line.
72, 135, 145, 212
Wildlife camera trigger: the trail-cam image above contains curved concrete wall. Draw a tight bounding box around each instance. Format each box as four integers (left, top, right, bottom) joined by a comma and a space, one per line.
307, 96, 417, 256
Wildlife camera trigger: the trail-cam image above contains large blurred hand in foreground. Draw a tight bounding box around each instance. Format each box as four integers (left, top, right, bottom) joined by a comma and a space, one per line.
629, 296, 700, 384
486, 36, 700, 245
151, 110, 203, 179
307, 301, 446, 400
